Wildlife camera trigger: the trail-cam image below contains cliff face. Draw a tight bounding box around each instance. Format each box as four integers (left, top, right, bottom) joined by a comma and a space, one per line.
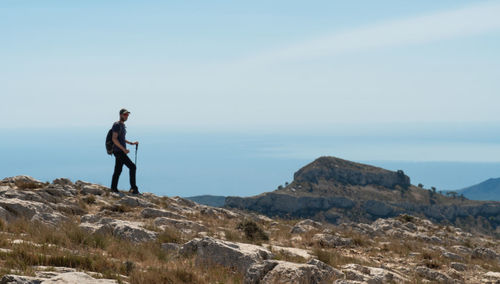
293, 156, 410, 189
225, 157, 500, 234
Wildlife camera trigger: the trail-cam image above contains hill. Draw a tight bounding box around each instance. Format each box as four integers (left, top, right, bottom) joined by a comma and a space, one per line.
457, 178, 500, 201
184, 195, 226, 207
0, 175, 499, 283
225, 156, 500, 235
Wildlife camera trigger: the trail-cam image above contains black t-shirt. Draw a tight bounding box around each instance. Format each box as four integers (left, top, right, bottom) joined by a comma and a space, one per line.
112, 121, 127, 153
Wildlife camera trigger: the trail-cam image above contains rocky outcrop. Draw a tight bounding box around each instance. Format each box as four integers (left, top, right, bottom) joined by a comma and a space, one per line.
293, 156, 411, 189
79, 215, 157, 242
225, 157, 500, 232
0, 272, 118, 284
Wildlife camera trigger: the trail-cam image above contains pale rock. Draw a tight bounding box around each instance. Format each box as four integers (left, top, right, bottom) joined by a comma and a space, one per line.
313, 233, 353, 247
140, 208, 184, 219
179, 237, 273, 274
290, 219, 322, 234
416, 266, 452, 283
154, 217, 206, 232
117, 196, 153, 207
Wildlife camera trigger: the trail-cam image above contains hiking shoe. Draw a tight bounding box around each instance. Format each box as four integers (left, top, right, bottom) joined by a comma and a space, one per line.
111, 188, 119, 193
129, 188, 140, 195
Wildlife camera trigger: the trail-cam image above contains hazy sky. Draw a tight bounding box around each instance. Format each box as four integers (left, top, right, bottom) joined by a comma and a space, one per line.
2, 0, 500, 131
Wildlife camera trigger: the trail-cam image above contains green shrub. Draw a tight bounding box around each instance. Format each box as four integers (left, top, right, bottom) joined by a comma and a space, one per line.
236, 220, 268, 242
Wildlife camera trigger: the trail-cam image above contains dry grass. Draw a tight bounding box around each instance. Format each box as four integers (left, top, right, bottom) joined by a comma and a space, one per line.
0, 218, 243, 283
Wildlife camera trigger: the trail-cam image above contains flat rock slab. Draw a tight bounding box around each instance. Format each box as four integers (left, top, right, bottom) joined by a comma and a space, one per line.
180, 237, 274, 274
0, 272, 118, 284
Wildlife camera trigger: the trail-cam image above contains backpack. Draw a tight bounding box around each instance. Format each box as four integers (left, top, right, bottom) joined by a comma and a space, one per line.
105, 129, 114, 155
105, 122, 124, 155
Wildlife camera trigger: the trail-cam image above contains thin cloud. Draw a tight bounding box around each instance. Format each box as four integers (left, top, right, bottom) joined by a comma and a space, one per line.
241, 1, 500, 64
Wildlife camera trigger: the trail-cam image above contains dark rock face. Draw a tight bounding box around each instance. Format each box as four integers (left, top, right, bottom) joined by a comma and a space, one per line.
293, 157, 410, 189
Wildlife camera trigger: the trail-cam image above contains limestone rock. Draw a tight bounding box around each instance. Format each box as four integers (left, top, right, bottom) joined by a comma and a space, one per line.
179, 237, 273, 275
290, 219, 322, 234
261, 261, 334, 284
415, 266, 452, 283
140, 208, 184, 219
117, 196, 153, 207
313, 233, 353, 248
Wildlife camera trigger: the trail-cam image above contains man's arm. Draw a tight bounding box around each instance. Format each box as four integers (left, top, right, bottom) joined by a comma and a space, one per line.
126, 140, 139, 145
112, 132, 129, 153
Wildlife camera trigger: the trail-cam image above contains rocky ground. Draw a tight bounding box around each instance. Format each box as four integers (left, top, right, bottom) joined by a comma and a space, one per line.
0, 175, 499, 283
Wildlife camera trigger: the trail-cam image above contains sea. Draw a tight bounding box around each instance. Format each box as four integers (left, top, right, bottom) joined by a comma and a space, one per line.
2, 126, 500, 197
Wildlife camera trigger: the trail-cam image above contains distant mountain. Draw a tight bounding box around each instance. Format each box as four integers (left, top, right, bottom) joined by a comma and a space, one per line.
185, 195, 226, 207
457, 178, 500, 201
226, 156, 500, 234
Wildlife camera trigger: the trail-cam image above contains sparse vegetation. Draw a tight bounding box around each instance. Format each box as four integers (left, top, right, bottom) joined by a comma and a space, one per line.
236, 220, 269, 242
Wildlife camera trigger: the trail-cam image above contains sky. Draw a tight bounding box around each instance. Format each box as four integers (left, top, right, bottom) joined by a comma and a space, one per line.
2, 0, 500, 131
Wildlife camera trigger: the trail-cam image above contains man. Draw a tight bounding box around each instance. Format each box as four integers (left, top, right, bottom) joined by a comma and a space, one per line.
110, 108, 140, 194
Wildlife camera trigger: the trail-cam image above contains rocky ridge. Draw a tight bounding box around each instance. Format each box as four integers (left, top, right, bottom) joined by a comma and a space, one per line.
0, 175, 499, 283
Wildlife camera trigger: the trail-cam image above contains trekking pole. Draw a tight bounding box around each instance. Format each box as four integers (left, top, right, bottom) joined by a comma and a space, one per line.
135, 144, 138, 166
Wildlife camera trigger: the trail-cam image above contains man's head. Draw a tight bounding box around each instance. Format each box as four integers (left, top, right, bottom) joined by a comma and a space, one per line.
119, 108, 130, 122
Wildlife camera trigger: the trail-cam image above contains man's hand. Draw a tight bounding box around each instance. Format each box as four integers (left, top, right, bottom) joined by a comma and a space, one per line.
132, 141, 139, 145
124, 149, 130, 154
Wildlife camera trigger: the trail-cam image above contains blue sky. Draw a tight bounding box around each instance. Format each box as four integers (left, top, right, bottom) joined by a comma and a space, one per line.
2, 0, 500, 130
2, 1, 500, 194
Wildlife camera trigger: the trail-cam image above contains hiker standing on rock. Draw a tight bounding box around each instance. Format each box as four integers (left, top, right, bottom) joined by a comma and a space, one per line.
110, 108, 140, 194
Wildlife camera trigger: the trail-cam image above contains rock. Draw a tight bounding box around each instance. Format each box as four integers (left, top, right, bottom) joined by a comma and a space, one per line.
450, 262, 467, 272
52, 178, 73, 186
179, 237, 273, 275
312, 233, 353, 247
1, 176, 45, 189
140, 208, 184, 219
452, 245, 472, 255
483, 271, 500, 282
293, 157, 411, 189
472, 247, 500, 260
416, 266, 452, 283
117, 196, 153, 207
442, 251, 464, 261
0, 197, 65, 225
79, 215, 157, 242
0, 274, 42, 284
341, 264, 409, 283
245, 260, 279, 284
269, 245, 313, 260
0, 272, 117, 284
260, 261, 336, 284
290, 219, 322, 234
307, 258, 344, 279
154, 217, 206, 232
80, 185, 105, 196
160, 243, 181, 254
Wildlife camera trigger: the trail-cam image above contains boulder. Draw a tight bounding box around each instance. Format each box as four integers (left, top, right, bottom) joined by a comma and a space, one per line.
154, 217, 206, 232
179, 237, 273, 275
472, 247, 500, 260
1, 176, 45, 189
341, 264, 408, 283
80, 185, 105, 196
261, 261, 336, 284
117, 196, 153, 207
450, 262, 467, 272
312, 233, 353, 247
290, 219, 322, 234
415, 266, 452, 283
140, 208, 185, 219
0, 197, 65, 225
0, 272, 118, 284
79, 215, 157, 242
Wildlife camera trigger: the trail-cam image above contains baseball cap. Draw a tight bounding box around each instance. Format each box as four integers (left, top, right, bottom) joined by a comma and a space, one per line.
119, 108, 131, 115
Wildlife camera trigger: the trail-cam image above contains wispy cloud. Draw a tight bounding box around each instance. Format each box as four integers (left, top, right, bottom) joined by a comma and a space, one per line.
242, 1, 500, 64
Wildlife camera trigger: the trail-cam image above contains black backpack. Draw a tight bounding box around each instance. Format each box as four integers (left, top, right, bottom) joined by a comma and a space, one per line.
105, 129, 114, 155
105, 123, 123, 155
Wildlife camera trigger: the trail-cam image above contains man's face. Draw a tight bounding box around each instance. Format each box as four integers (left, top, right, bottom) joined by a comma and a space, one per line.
121, 113, 129, 121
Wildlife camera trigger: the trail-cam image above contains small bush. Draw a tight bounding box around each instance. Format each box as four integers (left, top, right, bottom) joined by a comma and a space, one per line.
236, 220, 268, 242
82, 195, 96, 205
397, 214, 415, 223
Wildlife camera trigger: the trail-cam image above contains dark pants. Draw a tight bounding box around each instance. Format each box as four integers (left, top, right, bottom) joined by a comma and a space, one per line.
111, 151, 137, 190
